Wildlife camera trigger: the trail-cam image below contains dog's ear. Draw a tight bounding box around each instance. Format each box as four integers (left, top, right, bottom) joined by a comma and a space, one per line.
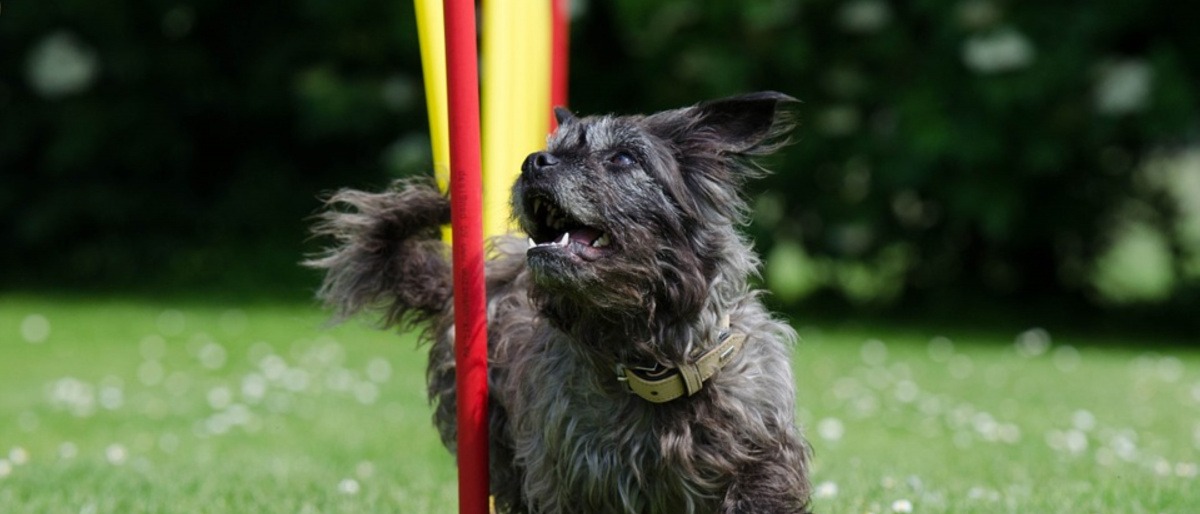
553, 106, 577, 127
692, 91, 798, 154
640, 92, 798, 224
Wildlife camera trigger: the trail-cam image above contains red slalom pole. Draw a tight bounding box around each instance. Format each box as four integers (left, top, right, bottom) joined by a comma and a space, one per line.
549, 0, 570, 129
443, 0, 489, 512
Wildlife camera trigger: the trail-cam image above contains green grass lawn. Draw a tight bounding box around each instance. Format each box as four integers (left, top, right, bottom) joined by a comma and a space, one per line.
1, 295, 1197, 513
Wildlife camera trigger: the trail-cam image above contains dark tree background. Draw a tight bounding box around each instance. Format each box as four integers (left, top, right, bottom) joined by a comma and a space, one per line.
3, 1, 1199, 324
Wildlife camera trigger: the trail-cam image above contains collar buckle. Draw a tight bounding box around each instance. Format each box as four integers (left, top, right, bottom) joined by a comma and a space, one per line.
614, 330, 747, 404
615, 363, 671, 394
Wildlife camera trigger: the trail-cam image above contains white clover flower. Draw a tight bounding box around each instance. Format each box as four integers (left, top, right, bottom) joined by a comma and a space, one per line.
105, 444, 127, 465
1014, 328, 1051, 357
814, 481, 839, 499
19, 314, 50, 343
338, 478, 361, 495
8, 447, 29, 466
817, 417, 845, 442
1176, 462, 1198, 478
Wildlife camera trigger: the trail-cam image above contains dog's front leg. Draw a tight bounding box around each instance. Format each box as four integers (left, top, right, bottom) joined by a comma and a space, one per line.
719, 459, 813, 514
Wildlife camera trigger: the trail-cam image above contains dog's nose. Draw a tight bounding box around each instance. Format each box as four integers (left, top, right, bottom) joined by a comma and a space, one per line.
522, 151, 560, 174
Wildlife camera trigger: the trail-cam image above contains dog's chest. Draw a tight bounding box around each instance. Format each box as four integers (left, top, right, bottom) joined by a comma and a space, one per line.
501, 337, 719, 513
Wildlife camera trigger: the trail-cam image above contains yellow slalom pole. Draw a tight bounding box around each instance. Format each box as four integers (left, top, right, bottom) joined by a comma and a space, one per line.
414, 0, 451, 192
414, 0, 452, 240
481, 0, 552, 238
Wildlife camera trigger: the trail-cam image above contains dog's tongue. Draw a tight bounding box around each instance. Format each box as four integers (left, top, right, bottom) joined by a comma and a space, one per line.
568, 227, 602, 246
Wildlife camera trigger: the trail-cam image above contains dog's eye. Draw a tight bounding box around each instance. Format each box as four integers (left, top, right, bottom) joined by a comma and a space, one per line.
608, 151, 636, 167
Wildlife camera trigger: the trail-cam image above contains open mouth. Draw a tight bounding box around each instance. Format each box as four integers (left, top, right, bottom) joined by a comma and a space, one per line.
524, 194, 613, 260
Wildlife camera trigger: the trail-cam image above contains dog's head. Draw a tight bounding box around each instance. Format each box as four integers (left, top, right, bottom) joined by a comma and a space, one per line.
512, 92, 797, 324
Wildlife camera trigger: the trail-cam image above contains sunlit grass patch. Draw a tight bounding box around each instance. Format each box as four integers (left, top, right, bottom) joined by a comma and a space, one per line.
794, 323, 1200, 513
2, 295, 1198, 513
0, 296, 456, 513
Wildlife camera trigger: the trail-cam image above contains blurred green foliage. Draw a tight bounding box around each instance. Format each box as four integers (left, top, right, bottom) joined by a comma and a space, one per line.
2, 1, 1199, 317
1, 0, 425, 292
569, 0, 1200, 316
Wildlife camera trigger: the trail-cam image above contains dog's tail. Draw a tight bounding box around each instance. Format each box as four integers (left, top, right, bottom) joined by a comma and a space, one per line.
304, 178, 452, 329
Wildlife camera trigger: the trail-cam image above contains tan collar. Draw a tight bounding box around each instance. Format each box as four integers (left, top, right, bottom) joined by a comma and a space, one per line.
616, 326, 747, 404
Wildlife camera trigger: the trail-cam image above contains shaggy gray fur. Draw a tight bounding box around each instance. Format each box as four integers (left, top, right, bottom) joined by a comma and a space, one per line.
306, 92, 812, 513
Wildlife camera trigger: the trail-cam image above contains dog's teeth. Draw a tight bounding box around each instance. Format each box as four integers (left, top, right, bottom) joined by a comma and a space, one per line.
533, 198, 542, 216
557, 232, 570, 246
527, 237, 536, 249
592, 233, 611, 248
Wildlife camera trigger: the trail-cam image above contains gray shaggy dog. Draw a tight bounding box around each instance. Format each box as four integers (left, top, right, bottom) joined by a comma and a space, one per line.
306, 92, 812, 513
